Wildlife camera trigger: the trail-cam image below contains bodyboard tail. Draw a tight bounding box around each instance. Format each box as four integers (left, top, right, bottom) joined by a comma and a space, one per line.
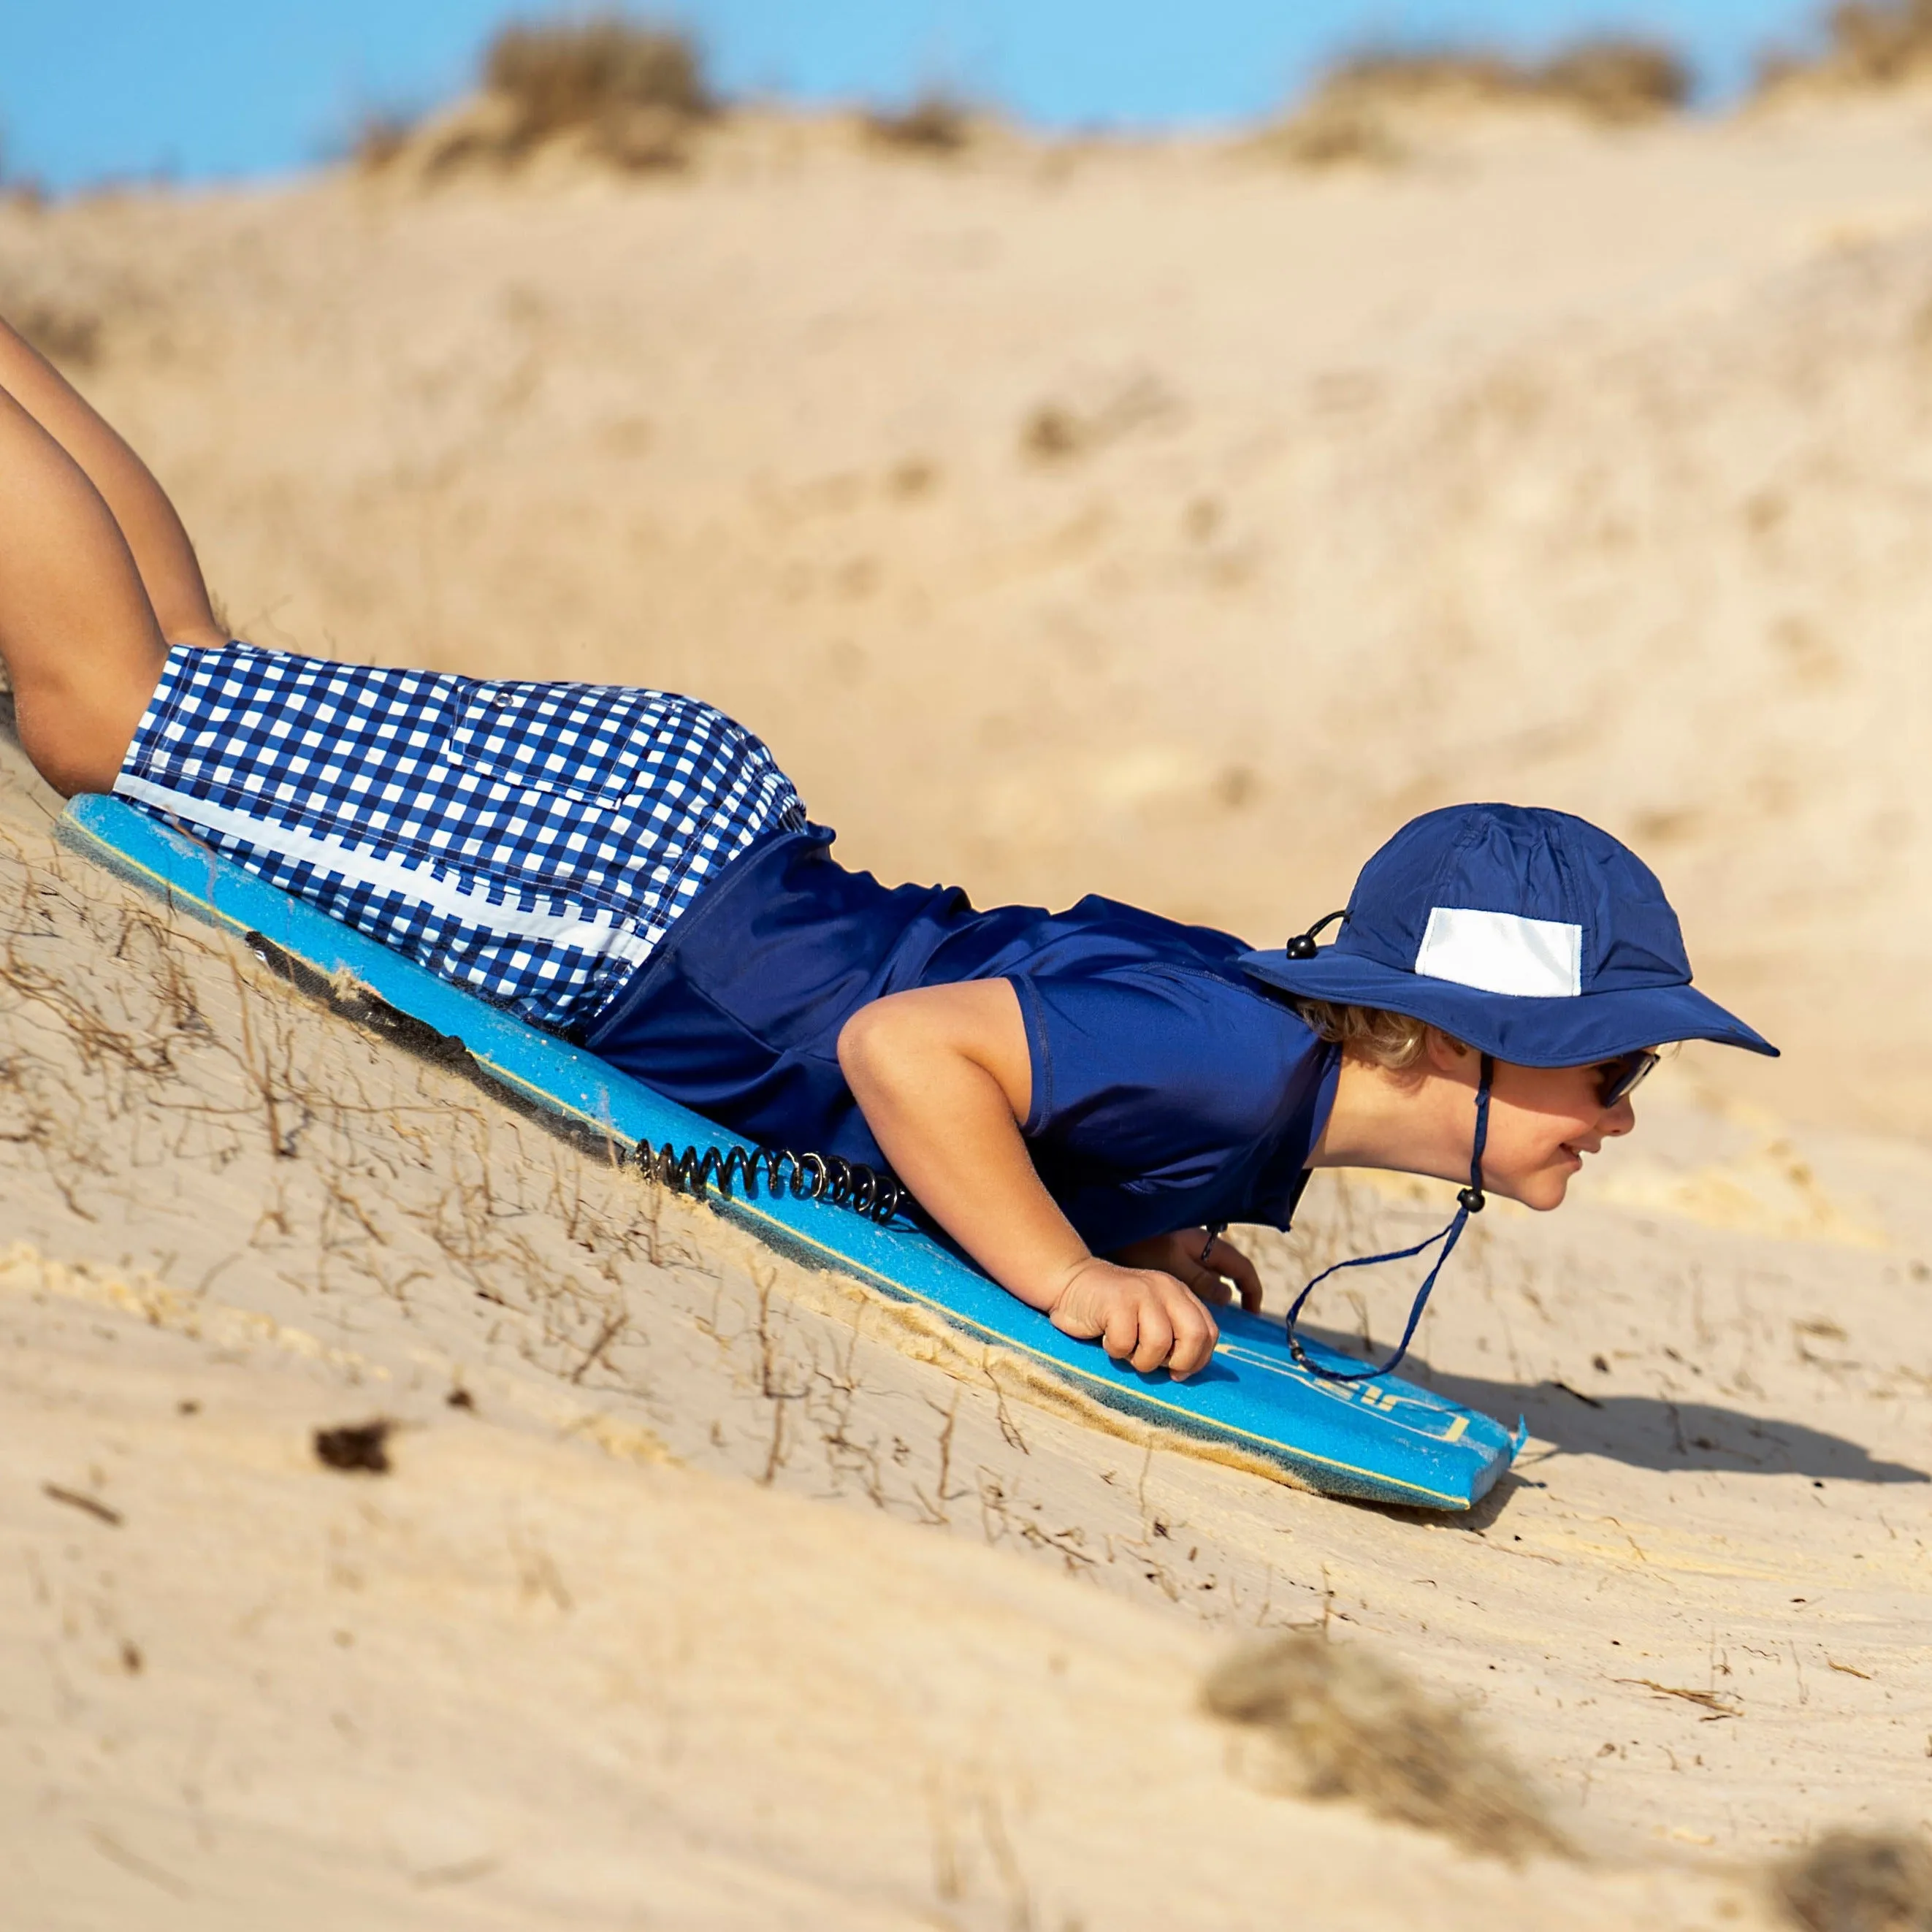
58, 792, 1520, 1510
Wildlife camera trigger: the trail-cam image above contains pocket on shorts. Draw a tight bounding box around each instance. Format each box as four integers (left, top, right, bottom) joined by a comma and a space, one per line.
448, 680, 682, 804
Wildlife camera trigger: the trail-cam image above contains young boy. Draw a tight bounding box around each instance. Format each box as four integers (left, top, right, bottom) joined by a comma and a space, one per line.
0, 313, 1776, 1381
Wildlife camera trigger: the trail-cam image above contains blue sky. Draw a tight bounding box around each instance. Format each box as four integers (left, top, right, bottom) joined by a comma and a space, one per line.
1, 1, 1830, 193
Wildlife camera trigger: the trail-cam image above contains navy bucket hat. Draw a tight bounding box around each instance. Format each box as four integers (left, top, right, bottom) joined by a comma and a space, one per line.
1239, 803, 1776, 1066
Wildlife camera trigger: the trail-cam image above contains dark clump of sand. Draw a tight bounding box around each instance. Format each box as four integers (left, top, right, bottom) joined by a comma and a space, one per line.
1775, 1830, 1932, 1931
1202, 1630, 1569, 1861
313, 1419, 394, 1475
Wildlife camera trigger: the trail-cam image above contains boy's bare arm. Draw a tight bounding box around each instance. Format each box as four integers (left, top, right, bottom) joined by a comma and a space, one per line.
837, 980, 1226, 1377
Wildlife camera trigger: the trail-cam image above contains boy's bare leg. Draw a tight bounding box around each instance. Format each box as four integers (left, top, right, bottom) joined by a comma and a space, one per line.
0, 312, 232, 796
0, 383, 171, 796
0, 316, 225, 650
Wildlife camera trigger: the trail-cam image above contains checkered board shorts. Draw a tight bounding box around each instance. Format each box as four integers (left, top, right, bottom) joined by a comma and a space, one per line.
115, 642, 807, 1033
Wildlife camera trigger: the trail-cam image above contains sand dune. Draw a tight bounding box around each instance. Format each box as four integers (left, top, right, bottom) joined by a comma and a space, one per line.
4, 92, 1932, 1927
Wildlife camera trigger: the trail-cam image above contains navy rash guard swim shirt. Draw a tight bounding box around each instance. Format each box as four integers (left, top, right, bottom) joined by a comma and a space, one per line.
577, 825, 1341, 1254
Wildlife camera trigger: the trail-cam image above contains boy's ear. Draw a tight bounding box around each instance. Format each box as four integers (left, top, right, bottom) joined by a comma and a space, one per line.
1423, 1027, 1473, 1077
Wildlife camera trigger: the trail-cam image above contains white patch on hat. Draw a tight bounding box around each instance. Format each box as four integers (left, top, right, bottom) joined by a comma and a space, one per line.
1415, 907, 1582, 999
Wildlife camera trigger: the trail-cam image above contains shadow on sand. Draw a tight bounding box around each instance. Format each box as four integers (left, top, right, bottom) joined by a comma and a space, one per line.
1293, 1324, 1926, 1487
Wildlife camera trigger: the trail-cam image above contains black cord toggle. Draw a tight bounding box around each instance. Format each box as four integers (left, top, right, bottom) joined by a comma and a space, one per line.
1284, 909, 1348, 960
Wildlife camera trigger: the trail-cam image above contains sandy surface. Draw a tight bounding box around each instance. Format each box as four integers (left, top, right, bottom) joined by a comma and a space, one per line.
3, 95, 1932, 1927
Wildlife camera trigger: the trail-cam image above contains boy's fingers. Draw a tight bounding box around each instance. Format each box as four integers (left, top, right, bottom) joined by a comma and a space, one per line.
1128, 1301, 1175, 1374
1055, 1267, 1220, 1378
1101, 1295, 1146, 1362
1167, 1319, 1215, 1378
1190, 1269, 1234, 1306
1162, 1280, 1219, 1378
1217, 1243, 1265, 1313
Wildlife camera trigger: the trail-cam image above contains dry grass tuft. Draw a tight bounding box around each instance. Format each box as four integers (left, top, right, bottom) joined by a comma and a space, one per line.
12, 299, 102, 367
1774, 1830, 1932, 1931
864, 92, 975, 156
1201, 1630, 1568, 1860
1537, 40, 1693, 120
0, 139, 46, 213
0, 270, 103, 369
351, 110, 417, 174
364, 15, 714, 179
1270, 37, 1689, 167
485, 17, 711, 135
1757, 2, 1932, 97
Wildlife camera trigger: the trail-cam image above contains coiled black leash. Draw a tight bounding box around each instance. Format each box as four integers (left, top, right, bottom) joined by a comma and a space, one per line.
1284, 1051, 1494, 1382
636, 1137, 906, 1225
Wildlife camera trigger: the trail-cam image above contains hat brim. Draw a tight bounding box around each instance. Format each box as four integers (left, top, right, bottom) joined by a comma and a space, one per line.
1237, 948, 1779, 1066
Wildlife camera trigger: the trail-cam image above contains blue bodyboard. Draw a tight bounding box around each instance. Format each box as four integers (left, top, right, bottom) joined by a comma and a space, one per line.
57, 793, 1520, 1511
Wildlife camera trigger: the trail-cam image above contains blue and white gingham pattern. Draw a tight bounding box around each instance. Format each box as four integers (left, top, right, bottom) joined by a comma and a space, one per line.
115, 642, 806, 1031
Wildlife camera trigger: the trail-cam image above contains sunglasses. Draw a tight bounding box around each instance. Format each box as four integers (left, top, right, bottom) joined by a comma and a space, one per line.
1596, 1049, 1660, 1109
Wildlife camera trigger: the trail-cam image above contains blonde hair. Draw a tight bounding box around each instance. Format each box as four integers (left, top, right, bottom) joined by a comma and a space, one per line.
1289, 999, 1465, 1073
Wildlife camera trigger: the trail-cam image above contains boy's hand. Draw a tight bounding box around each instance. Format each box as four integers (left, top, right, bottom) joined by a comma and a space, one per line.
1110, 1227, 1264, 1313
1046, 1257, 1222, 1378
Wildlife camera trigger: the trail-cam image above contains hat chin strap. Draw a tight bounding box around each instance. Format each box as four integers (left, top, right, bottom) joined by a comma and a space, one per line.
1284, 1052, 1494, 1383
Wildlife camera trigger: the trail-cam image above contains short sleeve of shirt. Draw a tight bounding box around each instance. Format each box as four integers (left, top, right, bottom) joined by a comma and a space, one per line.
1009, 963, 1333, 1251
